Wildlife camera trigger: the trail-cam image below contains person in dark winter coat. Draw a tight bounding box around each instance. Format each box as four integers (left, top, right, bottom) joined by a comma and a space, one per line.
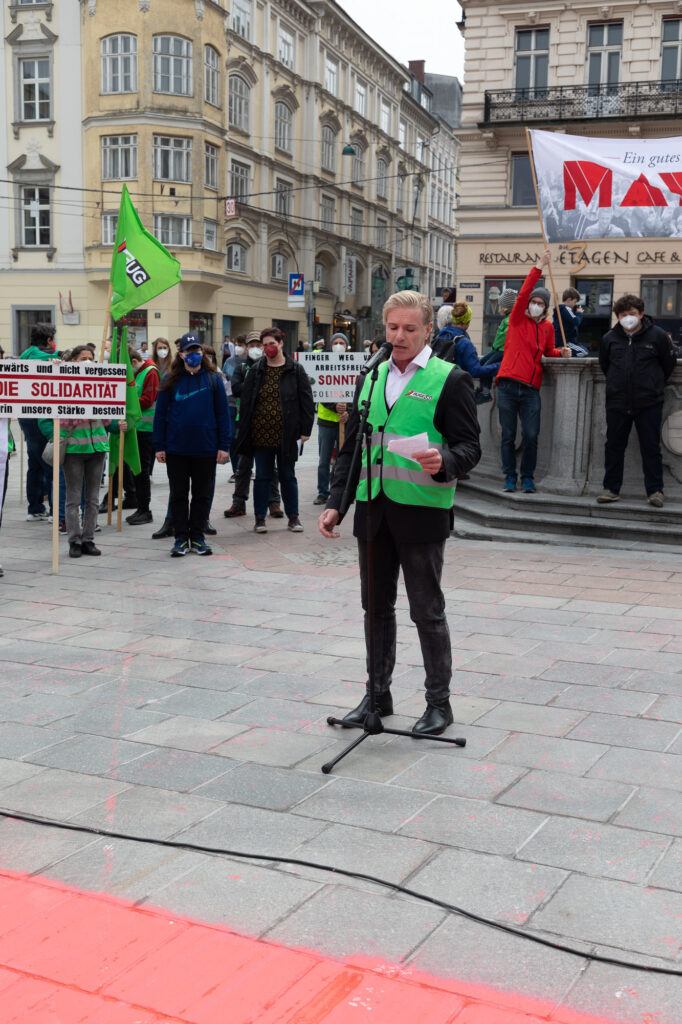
597, 294, 677, 508
233, 327, 314, 534
553, 287, 588, 356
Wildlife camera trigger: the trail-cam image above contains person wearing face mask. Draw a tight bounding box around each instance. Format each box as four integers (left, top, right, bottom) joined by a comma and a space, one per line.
38, 346, 110, 558
233, 327, 314, 533
313, 333, 351, 505
153, 333, 231, 556
223, 331, 282, 518
152, 338, 172, 379
495, 250, 571, 494
597, 294, 676, 508
19, 322, 59, 523
222, 333, 247, 480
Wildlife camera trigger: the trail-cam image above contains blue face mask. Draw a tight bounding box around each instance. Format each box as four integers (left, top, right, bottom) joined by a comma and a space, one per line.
184, 350, 203, 368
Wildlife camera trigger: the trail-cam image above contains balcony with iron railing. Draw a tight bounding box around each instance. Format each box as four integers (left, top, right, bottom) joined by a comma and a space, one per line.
484, 80, 682, 125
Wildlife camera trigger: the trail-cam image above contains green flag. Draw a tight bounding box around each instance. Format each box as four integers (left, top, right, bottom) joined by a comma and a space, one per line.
108, 327, 142, 477
110, 184, 181, 321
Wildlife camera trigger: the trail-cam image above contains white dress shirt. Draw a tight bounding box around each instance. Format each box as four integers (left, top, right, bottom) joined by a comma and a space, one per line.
385, 344, 432, 408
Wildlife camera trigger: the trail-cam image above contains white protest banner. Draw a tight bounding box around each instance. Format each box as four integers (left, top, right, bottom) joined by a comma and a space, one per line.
0, 361, 127, 419
296, 352, 369, 402
529, 129, 682, 243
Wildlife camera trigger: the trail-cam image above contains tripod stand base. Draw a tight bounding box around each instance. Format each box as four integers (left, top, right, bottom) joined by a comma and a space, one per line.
321, 716, 466, 774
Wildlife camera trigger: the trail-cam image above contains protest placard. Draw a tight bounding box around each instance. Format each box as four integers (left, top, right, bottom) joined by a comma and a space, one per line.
296, 351, 369, 402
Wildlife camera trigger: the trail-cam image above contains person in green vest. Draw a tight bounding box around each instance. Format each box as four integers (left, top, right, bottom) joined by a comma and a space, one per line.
313, 332, 351, 505
19, 322, 58, 521
318, 290, 481, 737
39, 345, 110, 558
127, 347, 160, 526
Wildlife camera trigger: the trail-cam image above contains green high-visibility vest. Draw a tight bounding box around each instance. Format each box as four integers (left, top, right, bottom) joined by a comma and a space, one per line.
135, 365, 158, 432
356, 355, 455, 510
318, 403, 340, 424
61, 420, 109, 456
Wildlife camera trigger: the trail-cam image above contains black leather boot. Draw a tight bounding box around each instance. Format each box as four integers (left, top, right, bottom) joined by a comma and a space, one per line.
412, 701, 454, 736
152, 517, 173, 539
342, 691, 393, 728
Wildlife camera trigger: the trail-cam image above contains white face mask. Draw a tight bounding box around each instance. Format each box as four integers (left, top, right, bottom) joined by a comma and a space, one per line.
248, 347, 263, 360
332, 344, 345, 353
234, 346, 245, 356
156, 348, 169, 358
528, 303, 545, 319
620, 314, 640, 332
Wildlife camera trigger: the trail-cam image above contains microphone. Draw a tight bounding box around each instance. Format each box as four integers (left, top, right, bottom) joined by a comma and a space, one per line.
359, 341, 393, 376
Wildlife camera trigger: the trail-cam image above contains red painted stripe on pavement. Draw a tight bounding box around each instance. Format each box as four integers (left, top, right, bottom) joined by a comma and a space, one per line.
0, 869, 633, 1024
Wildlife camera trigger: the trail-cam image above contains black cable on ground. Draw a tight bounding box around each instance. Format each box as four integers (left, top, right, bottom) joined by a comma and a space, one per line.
1, 809, 679, 977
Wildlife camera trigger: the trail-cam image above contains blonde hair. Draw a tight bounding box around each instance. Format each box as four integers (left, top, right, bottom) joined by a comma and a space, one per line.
382, 290, 433, 326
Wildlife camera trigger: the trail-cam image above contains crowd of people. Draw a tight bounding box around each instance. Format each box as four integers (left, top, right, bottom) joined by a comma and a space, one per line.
0, 263, 679, 577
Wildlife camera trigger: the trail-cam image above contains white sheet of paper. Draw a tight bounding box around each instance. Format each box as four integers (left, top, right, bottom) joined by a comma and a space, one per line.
386, 432, 430, 464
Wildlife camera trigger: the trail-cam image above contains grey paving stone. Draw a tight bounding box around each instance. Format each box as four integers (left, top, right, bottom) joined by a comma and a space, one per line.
46, 836, 201, 901
0, 692, 91, 726
472, 677, 568, 705
613, 786, 682, 838
621, 670, 682, 696
0, 757, 46, 790
587, 748, 682, 790
409, 916, 585, 1003
0, 722, 72, 759
540, 662, 630, 687
0, 767, 129, 818
294, 733, 429, 783
65, 704, 170, 739
212, 727, 337, 767
144, 687, 254, 719
517, 817, 670, 883
474, 701, 588, 739
166, 663, 266, 691
27, 734, 155, 774
556, 962, 682, 1024
489, 734, 609, 776
644, 695, 682, 722
238, 672, 330, 701
412, 723, 510, 761
390, 753, 526, 800
551, 684, 658, 717
602, 648, 682, 674
647, 839, 681, 890
294, 777, 432, 832
70, 784, 224, 840
223, 696, 335, 731
289, 823, 434, 885
147, 855, 321, 936
79, 677, 185, 707
408, 847, 567, 924
567, 713, 681, 752
393, 694, 496, 723
498, 770, 634, 822
109, 747, 232, 792
194, 763, 330, 810
531, 874, 682, 959
128, 716, 249, 753
265, 883, 446, 960
0, 816, 98, 873
398, 795, 546, 855
175, 802, 327, 858
241, 650, 343, 676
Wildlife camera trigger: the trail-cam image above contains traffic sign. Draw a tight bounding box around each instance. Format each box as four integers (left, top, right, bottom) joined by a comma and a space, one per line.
225, 198, 236, 218
288, 272, 305, 308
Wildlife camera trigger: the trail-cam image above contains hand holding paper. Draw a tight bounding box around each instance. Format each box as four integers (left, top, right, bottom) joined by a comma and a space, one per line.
387, 433, 443, 474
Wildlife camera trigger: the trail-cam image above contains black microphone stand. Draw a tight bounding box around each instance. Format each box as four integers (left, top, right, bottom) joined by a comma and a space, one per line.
321, 361, 466, 775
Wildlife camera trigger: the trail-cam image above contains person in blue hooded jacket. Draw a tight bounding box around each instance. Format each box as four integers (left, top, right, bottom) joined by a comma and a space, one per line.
153, 333, 231, 557
431, 302, 498, 403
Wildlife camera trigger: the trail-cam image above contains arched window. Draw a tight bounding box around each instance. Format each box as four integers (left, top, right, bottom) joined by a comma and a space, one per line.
377, 158, 388, 199
226, 242, 247, 273
275, 102, 293, 152
153, 35, 192, 95
228, 75, 250, 131
204, 45, 219, 106
271, 252, 289, 280
321, 125, 336, 172
101, 34, 137, 94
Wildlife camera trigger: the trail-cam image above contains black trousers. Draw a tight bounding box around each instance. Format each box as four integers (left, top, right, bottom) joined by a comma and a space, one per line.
166, 453, 216, 542
111, 461, 137, 502
603, 405, 664, 496
134, 432, 155, 512
357, 516, 451, 706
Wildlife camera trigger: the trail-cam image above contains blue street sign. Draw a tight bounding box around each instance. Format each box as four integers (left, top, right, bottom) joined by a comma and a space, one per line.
288, 273, 304, 296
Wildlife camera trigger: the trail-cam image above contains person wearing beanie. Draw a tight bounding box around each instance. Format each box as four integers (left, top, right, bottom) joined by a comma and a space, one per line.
431, 302, 498, 404
495, 250, 571, 494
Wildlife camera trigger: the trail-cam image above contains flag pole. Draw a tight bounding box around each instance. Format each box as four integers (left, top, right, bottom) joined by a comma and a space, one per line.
525, 128, 569, 350
51, 419, 59, 574
116, 326, 125, 532
99, 282, 114, 363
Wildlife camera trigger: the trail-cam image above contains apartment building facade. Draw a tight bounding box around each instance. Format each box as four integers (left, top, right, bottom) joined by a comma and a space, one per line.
458, 0, 682, 353
1, 0, 447, 354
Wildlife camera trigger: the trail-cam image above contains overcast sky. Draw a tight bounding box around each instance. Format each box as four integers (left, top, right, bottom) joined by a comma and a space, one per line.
338, 1, 466, 81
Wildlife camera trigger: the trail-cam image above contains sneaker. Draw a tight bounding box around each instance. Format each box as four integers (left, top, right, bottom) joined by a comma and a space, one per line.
191, 538, 213, 556
596, 490, 620, 503
224, 505, 245, 518
313, 495, 328, 505
126, 510, 153, 526
503, 475, 517, 492
58, 518, 66, 534
475, 391, 492, 405
26, 511, 50, 521
203, 521, 217, 536
68, 541, 82, 558
521, 477, 536, 494
269, 504, 284, 519
648, 491, 664, 508
170, 538, 190, 557
81, 541, 101, 556
98, 498, 114, 514
0, 565, 4, 578
254, 516, 268, 533
94, 524, 101, 533
228, 474, 236, 483
288, 516, 304, 533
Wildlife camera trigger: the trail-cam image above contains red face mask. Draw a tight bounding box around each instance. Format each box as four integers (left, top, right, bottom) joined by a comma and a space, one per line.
47, 340, 56, 353
264, 343, 279, 359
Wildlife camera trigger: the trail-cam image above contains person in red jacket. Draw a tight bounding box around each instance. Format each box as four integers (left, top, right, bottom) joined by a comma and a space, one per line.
495, 249, 571, 493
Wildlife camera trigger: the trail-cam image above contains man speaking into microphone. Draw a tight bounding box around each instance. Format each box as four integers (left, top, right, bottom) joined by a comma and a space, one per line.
318, 291, 481, 736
